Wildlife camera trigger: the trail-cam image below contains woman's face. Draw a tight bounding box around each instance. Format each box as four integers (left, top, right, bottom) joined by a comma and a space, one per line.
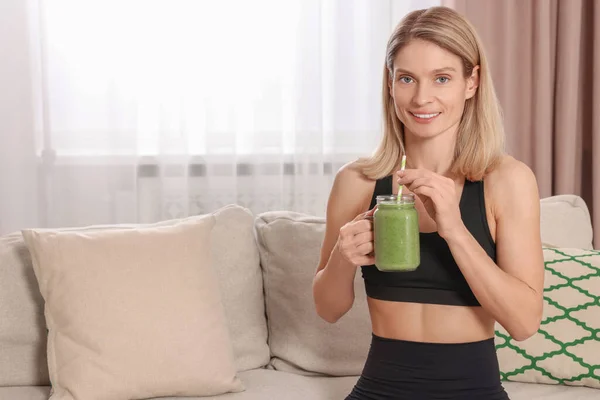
389, 39, 479, 140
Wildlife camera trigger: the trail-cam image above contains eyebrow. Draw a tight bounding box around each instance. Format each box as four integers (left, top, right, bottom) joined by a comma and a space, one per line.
393, 67, 457, 75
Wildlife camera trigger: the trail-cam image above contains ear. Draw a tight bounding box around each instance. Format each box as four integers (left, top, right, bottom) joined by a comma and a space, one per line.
465, 65, 480, 100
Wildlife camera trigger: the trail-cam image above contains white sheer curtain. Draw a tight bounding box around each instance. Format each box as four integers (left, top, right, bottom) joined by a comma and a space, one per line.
0, 0, 440, 234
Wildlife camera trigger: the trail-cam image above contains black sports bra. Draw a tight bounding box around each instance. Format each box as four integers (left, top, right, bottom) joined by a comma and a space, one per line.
361, 175, 496, 306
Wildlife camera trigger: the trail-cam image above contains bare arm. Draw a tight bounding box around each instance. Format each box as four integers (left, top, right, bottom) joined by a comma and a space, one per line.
313, 164, 374, 323
397, 156, 545, 341
445, 160, 544, 341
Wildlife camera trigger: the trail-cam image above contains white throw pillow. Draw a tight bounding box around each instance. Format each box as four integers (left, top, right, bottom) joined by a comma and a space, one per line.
22, 214, 244, 400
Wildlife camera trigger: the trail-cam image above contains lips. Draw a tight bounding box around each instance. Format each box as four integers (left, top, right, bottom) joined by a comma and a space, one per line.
410, 112, 440, 119
409, 111, 441, 123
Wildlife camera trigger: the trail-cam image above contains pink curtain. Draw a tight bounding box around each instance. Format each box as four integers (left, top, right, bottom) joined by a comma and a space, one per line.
444, 0, 600, 248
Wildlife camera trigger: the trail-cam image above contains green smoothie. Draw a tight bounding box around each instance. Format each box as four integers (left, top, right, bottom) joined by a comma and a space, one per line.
373, 194, 420, 272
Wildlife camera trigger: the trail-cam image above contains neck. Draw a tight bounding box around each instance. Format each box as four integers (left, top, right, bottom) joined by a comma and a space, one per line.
402, 127, 458, 177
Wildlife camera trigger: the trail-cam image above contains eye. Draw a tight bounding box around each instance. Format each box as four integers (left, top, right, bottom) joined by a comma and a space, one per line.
436, 76, 450, 84
398, 76, 414, 84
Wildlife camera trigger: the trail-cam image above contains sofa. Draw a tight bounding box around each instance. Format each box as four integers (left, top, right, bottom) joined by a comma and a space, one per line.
0, 194, 598, 399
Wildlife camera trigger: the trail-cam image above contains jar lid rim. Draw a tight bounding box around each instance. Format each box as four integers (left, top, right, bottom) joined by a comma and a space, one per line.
376, 194, 415, 203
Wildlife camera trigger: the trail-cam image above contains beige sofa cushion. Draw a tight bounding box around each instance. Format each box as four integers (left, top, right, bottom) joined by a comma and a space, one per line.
0, 231, 49, 386
202, 369, 359, 400
496, 247, 600, 389
255, 211, 371, 376
540, 195, 594, 249
22, 214, 244, 399
209, 206, 270, 372
0, 205, 268, 387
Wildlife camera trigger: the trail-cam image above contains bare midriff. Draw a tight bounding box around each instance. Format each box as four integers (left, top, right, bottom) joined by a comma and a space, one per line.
367, 298, 496, 343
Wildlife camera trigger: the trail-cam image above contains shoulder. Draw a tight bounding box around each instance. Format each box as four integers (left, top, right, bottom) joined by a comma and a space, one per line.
485, 155, 537, 191
484, 155, 540, 216
329, 160, 377, 212
335, 160, 373, 185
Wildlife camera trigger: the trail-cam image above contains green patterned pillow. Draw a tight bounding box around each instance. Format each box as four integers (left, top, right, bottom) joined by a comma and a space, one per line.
495, 247, 600, 388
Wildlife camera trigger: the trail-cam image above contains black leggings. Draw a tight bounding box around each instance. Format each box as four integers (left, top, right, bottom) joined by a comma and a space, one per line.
346, 334, 510, 400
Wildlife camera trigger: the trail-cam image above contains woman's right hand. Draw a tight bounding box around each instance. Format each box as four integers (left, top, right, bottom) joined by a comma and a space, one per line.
337, 207, 376, 266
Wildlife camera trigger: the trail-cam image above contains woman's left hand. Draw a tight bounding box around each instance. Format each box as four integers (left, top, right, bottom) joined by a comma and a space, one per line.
396, 168, 465, 239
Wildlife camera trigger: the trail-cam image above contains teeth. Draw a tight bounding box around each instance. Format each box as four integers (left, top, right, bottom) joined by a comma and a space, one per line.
412, 112, 439, 118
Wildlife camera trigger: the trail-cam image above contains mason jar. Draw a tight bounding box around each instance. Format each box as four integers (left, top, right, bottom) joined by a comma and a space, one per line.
373, 194, 420, 272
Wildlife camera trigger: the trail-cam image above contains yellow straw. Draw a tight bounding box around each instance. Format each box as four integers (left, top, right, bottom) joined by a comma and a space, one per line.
398, 155, 407, 200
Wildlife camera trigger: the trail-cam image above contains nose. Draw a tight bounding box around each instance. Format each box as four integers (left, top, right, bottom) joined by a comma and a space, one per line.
411, 82, 433, 106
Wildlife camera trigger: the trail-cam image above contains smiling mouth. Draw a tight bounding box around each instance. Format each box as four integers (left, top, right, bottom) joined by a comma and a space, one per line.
410, 112, 441, 119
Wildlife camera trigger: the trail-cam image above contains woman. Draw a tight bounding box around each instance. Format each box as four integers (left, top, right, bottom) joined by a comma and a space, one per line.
312, 6, 544, 400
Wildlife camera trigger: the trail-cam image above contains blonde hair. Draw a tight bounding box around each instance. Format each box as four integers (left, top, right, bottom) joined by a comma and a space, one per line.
356, 6, 505, 181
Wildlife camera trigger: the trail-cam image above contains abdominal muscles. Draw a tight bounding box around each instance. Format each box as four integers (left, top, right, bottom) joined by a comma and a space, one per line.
367, 297, 496, 343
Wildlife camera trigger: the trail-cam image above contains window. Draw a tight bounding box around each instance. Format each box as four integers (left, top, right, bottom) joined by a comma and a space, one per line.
36, 0, 423, 158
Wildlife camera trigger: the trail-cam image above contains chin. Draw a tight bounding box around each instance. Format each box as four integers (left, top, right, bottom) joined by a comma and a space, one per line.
403, 123, 444, 139
401, 115, 460, 140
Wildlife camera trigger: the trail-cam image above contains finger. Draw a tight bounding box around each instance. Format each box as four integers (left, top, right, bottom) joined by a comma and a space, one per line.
356, 219, 373, 232
396, 168, 434, 188
396, 168, 416, 183
402, 177, 428, 196
413, 185, 443, 204
396, 167, 423, 176
353, 207, 377, 222
406, 177, 435, 191
396, 167, 431, 179
344, 219, 372, 237
397, 185, 416, 196
354, 255, 376, 266
354, 231, 374, 246
398, 168, 452, 186
364, 206, 378, 218
408, 177, 450, 201
356, 241, 374, 256
343, 215, 367, 237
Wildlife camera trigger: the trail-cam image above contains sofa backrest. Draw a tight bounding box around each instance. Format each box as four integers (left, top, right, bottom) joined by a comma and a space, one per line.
0, 195, 593, 385
0, 231, 49, 385
540, 195, 594, 250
